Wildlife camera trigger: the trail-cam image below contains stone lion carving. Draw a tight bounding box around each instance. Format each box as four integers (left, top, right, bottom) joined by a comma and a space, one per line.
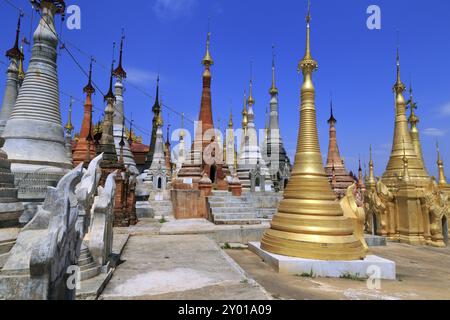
423, 180, 449, 242
341, 183, 369, 252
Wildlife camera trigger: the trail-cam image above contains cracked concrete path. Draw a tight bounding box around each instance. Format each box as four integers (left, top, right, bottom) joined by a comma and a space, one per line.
99, 234, 270, 300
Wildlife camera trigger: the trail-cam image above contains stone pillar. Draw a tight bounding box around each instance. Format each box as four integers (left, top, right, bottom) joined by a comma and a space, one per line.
126, 171, 138, 226
113, 171, 128, 227
229, 173, 242, 197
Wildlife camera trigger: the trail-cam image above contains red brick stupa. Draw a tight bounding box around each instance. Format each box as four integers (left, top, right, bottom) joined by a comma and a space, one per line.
177, 32, 227, 188
324, 100, 355, 199
73, 60, 96, 167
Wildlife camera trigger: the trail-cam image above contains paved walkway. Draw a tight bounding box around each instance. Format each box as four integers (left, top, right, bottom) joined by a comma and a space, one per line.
227, 242, 450, 300
99, 234, 270, 300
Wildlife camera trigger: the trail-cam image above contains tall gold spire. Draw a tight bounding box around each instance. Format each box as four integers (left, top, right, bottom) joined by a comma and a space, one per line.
247, 62, 255, 107
179, 112, 185, 139
436, 142, 447, 185
65, 97, 74, 132
367, 145, 376, 187
242, 91, 248, 132
229, 109, 233, 129
269, 45, 278, 95
18, 45, 25, 82
261, 1, 366, 261
408, 83, 418, 127
382, 42, 429, 185
407, 82, 427, 172
202, 32, 214, 66
156, 110, 164, 128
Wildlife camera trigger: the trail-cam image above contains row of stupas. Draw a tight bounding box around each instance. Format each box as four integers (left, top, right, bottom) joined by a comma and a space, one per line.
0, 0, 447, 250
173, 32, 291, 193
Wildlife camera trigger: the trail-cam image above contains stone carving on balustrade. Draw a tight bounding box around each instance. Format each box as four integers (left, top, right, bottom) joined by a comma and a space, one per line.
0, 155, 111, 300
27, 164, 85, 300
422, 180, 449, 246
75, 154, 103, 237
88, 170, 116, 267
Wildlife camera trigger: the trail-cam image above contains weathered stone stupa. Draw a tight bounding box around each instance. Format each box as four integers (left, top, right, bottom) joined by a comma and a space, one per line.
260, 3, 366, 260
324, 101, 355, 199
0, 137, 23, 228
144, 77, 162, 169
237, 80, 273, 191
0, 15, 24, 136
72, 60, 96, 167
144, 113, 171, 190
112, 36, 138, 175
98, 58, 123, 185
2, 0, 72, 202
262, 49, 291, 190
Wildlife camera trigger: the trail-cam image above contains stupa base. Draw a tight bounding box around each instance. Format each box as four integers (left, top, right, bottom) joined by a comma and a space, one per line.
248, 242, 396, 280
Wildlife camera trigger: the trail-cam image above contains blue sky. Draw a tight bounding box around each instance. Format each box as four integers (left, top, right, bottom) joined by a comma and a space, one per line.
1, 0, 450, 178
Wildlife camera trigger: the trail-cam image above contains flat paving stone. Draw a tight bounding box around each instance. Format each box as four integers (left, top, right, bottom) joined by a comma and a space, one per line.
99, 234, 270, 300
227, 242, 450, 300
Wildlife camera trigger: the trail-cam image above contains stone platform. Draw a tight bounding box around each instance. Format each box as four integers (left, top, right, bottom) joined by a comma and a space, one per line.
159, 218, 269, 244
249, 242, 396, 280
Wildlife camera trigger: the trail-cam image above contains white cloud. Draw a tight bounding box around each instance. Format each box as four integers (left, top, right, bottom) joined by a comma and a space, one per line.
423, 128, 446, 137
439, 101, 450, 116
126, 68, 159, 85
153, 0, 198, 21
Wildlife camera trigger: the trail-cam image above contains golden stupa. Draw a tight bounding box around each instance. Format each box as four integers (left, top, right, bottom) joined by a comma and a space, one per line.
261, 2, 367, 261
381, 49, 430, 187
364, 46, 449, 247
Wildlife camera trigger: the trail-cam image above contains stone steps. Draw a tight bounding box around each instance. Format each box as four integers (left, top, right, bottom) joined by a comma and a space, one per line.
78, 248, 101, 281
211, 207, 255, 214
208, 191, 261, 225
212, 213, 259, 220
257, 208, 277, 219
214, 219, 262, 225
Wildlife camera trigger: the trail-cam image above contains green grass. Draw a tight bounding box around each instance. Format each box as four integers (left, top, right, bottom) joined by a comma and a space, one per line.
223, 243, 232, 249
339, 272, 366, 281
159, 216, 168, 224
298, 269, 315, 278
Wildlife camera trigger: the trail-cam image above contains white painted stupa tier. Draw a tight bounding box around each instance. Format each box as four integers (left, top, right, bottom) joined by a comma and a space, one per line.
2, 2, 72, 201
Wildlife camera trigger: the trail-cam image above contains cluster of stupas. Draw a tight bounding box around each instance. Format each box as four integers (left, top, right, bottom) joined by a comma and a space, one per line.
0, 1, 448, 299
